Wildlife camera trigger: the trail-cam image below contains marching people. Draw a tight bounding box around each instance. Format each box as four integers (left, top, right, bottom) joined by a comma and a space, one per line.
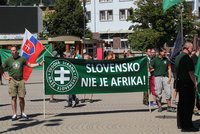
150, 47, 175, 112
175, 42, 199, 132
2, 46, 43, 121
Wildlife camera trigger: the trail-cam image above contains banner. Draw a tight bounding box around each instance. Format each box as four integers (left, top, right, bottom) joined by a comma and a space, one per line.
0, 49, 11, 64
195, 55, 200, 97
0, 44, 52, 70
44, 56, 148, 95
20, 29, 44, 80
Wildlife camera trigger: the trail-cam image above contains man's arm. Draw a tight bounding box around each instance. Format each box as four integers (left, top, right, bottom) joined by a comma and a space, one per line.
167, 64, 172, 84
27, 61, 44, 68
2, 73, 12, 80
189, 71, 197, 90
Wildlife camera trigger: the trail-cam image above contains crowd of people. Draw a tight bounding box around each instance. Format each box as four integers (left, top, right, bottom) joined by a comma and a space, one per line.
0, 43, 200, 132
143, 42, 200, 132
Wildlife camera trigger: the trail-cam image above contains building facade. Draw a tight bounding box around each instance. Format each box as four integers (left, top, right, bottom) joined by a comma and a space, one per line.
84, 0, 136, 53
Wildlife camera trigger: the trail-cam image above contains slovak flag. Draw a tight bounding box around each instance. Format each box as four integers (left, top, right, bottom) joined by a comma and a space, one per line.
20, 29, 44, 81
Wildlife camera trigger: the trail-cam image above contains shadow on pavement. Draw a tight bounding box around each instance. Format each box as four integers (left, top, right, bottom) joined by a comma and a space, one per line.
193, 119, 200, 128
0, 115, 11, 121
155, 115, 176, 119
0, 120, 46, 134
44, 119, 63, 127
55, 109, 149, 117
64, 104, 86, 108
25, 82, 43, 85
0, 113, 43, 121
29, 98, 66, 102
0, 113, 64, 134
79, 99, 102, 103
0, 103, 10, 107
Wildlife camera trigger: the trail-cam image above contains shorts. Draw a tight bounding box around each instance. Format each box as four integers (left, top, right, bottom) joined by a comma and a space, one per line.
8, 79, 26, 97
155, 76, 172, 100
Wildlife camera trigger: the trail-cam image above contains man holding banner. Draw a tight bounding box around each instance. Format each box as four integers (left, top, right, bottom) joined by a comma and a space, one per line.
2, 29, 44, 121
2, 40, 44, 121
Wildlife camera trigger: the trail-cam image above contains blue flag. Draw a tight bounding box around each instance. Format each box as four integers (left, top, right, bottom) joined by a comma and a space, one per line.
170, 31, 182, 64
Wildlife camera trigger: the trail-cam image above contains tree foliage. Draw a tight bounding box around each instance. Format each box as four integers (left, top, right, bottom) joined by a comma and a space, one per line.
45, 0, 91, 38
128, 29, 163, 50
128, 0, 198, 51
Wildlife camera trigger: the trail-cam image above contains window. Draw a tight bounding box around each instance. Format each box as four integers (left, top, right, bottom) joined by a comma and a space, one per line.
100, 11, 106, 21
99, 0, 112, 3
119, 9, 131, 20
86, 11, 91, 22
107, 10, 113, 20
121, 41, 129, 48
100, 10, 113, 21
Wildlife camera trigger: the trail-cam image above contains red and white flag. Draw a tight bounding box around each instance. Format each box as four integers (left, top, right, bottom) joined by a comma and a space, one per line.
20, 29, 44, 81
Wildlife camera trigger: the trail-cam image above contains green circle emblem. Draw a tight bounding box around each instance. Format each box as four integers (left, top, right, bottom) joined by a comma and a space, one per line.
46, 59, 79, 92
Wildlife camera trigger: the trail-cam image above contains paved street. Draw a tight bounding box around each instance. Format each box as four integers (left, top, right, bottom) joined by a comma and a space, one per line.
0, 70, 200, 134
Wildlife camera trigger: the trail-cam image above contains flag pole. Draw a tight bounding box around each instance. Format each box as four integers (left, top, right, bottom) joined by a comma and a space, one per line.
44, 45, 54, 57
43, 56, 46, 119
148, 89, 152, 112
147, 61, 151, 112
180, 4, 184, 46
42, 44, 54, 119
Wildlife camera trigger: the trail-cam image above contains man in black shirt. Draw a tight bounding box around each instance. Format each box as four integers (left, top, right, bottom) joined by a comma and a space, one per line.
175, 42, 199, 132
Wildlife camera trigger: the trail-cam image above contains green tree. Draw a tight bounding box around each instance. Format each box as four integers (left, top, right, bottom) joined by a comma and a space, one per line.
45, 0, 90, 37
128, 29, 163, 50
128, 0, 198, 51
